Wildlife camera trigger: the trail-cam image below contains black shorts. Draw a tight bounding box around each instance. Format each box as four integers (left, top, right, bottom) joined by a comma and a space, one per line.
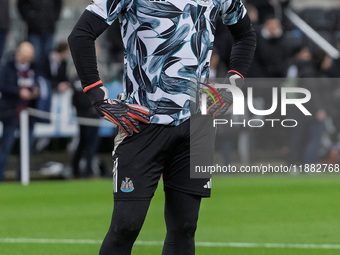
112, 115, 214, 200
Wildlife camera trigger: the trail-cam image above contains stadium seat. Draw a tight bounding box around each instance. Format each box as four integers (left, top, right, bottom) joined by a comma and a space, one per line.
300, 8, 331, 31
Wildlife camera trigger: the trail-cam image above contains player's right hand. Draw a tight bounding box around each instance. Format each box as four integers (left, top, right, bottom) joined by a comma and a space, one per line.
95, 99, 151, 136
85, 84, 151, 136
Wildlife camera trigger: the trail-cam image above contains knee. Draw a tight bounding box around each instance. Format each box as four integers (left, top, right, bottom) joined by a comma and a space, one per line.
114, 222, 141, 236
181, 220, 197, 236
109, 222, 142, 245
99, 220, 143, 255
170, 218, 197, 237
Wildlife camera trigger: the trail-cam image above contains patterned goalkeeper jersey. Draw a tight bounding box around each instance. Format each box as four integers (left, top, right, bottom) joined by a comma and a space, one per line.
87, 0, 246, 125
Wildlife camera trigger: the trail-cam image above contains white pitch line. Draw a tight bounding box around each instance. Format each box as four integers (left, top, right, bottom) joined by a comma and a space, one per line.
0, 238, 102, 244
0, 238, 340, 250
195, 242, 340, 249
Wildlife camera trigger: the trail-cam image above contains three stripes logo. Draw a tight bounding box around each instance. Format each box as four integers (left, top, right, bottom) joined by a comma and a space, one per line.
204, 179, 212, 189
113, 158, 118, 193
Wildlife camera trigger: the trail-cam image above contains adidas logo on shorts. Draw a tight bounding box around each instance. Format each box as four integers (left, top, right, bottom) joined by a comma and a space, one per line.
204, 179, 212, 189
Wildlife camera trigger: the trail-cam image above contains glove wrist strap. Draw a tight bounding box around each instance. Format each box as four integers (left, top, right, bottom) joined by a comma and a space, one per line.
227, 70, 244, 80
83, 80, 103, 93
83, 80, 106, 105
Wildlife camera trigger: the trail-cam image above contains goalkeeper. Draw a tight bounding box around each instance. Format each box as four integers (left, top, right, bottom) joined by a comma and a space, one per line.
68, 0, 256, 254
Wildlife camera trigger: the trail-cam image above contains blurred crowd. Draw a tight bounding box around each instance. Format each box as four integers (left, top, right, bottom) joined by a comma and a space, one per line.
0, 0, 340, 181
213, 0, 340, 167
0, 0, 105, 181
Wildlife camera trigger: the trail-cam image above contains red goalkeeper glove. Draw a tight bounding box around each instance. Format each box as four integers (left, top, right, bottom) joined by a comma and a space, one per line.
85, 83, 150, 136
207, 71, 244, 118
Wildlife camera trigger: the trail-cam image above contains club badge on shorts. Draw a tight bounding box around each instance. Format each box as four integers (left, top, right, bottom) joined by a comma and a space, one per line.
120, 177, 134, 192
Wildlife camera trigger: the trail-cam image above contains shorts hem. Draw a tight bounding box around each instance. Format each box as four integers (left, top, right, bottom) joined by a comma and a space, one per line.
163, 183, 211, 198
113, 195, 153, 201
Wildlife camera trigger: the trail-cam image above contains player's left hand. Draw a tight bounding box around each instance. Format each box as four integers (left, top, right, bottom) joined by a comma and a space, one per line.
207, 71, 244, 118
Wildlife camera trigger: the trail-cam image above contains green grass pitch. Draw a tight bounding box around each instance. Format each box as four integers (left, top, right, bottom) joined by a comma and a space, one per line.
1, 177, 340, 255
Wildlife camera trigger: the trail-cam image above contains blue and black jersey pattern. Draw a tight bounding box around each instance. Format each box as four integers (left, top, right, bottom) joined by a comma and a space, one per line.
87, 0, 246, 125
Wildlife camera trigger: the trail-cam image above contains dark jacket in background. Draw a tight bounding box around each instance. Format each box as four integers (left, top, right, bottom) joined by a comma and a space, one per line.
17, 0, 62, 35
0, 54, 37, 123
286, 60, 335, 120
0, 0, 10, 31
324, 58, 340, 78
48, 58, 68, 91
249, 28, 287, 78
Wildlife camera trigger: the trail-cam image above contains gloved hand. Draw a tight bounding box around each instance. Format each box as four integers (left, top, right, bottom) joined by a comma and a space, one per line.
85, 83, 150, 136
207, 71, 244, 118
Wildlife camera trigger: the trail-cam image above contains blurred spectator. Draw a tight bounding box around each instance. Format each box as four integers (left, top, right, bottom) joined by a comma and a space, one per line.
0, 42, 39, 181
48, 41, 70, 93
249, 16, 287, 78
27, 42, 70, 160
246, 0, 274, 23
0, 0, 10, 60
286, 47, 316, 78
18, 0, 62, 76
245, 4, 259, 31
246, 0, 290, 22
71, 79, 100, 179
286, 47, 332, 165
321, 43, 340, 78
320, 44, 340, 140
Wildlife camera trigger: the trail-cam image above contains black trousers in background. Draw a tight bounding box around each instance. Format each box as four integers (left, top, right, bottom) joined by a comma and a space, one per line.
72, 124, 100, 177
